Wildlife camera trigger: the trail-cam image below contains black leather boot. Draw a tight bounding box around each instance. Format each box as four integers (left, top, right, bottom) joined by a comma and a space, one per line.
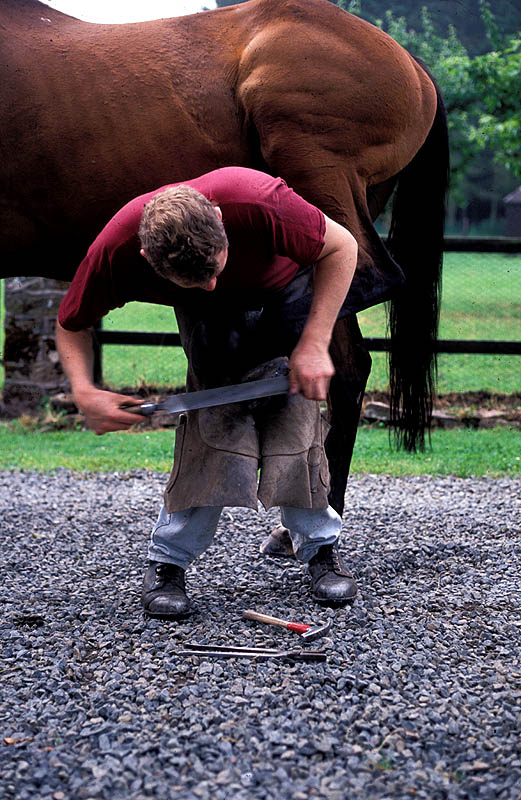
142, 561, 190, 619
308, 544, 357, 606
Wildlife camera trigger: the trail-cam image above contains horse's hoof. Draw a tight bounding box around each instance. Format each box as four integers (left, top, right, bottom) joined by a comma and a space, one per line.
259, 526, 296, 559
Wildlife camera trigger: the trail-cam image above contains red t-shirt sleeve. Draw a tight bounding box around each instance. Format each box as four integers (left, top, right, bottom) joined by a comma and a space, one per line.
221, 176, 325, 266
58, 244, 119, 331
215, 174, 325, 291
268, 178, 325, 266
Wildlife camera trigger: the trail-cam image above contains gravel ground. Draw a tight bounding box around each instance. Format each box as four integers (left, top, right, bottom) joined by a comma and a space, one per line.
1, 470, 520, 800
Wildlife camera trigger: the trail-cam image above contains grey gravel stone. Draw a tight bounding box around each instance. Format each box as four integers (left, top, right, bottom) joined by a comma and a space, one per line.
0, 470, 520, 799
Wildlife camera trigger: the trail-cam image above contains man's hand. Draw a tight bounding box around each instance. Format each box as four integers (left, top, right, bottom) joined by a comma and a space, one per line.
74, 387, 144, 435
288, 340, 334, 400
287, 214, 357, 401
56, 321, 144, 434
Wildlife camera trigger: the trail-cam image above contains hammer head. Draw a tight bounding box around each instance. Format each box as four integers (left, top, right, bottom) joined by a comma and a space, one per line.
301, 619, 331, 642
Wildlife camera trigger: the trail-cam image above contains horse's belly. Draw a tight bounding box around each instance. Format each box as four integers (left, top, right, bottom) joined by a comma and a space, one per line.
1, 38, 249, 253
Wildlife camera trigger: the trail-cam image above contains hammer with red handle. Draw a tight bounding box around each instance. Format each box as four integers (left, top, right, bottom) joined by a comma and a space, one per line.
242, 610, 331, 642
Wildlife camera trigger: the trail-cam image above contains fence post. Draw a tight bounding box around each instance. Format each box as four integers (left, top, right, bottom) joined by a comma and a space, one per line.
93, 320, 103, 385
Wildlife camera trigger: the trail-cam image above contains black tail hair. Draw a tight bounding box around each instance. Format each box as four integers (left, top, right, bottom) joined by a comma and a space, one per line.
386, 65, 450, 450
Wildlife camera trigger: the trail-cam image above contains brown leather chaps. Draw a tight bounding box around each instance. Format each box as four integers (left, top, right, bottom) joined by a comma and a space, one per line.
164, 272, 332, 512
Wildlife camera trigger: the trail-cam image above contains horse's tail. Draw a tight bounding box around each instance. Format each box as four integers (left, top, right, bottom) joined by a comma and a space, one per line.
386, 69, 450, 450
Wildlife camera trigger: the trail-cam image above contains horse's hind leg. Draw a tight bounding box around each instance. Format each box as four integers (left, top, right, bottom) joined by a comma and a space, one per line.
326, 315, 371, 516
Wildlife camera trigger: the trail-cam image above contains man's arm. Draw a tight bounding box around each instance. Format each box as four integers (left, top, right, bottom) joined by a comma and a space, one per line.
288, 214, 358, 400
56, 321, 143, 435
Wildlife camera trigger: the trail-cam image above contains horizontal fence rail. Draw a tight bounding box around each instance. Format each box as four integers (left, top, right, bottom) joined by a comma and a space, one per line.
96, 331, 521, 356
442, 236, 521, 253
96, 236, 521, 357
363, 338, 521, 355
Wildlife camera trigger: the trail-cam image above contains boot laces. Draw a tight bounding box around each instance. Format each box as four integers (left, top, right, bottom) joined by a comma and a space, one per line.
154, 563, 184, 588
313, 545, 349, 577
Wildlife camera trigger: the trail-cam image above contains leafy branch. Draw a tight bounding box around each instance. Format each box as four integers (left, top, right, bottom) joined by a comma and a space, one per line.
338, 0, 521, 187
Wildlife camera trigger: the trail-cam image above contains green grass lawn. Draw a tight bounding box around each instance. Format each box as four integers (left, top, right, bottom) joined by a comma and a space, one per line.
357, 252, 521, 393
359, 252, 519, 340
1, 422, 519, 478
102, 303, 188, 389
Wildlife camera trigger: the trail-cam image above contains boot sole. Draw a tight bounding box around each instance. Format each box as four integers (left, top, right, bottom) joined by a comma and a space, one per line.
312, 594, 357, 607
143, 608, 191, 620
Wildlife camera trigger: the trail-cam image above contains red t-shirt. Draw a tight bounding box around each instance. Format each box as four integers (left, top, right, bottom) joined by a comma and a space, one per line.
58, 167, 326, 330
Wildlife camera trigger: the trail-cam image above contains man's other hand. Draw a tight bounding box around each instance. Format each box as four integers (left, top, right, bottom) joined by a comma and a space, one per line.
75, 387, 144, 435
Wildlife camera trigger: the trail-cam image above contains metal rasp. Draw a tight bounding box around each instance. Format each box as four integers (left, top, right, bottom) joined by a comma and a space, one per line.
124, 375, 290, 417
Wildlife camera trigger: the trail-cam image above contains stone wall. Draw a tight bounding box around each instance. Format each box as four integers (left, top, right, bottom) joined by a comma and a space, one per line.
2, 277, 71, 414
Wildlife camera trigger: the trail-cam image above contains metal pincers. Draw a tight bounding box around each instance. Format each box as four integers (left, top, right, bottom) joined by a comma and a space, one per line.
179, 643, 326, 663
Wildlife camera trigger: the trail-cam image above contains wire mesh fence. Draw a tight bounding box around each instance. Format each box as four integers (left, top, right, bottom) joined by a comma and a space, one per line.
99, 247, 520, 396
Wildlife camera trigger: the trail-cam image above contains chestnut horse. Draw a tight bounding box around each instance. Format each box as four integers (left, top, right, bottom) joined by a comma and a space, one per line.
0, 0, 449, 512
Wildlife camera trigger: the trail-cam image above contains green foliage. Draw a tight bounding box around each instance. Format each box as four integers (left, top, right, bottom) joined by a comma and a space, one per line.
338, 0, 521, 190
336, 0, 521, 55
342, 0, 362, 13
469, 36, 521, 177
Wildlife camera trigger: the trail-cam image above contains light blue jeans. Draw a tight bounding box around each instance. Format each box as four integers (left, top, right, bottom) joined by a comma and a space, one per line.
148, 503, 342, 568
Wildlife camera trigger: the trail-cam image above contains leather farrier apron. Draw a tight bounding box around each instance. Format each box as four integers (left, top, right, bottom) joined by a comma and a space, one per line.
163, 267, 331, 512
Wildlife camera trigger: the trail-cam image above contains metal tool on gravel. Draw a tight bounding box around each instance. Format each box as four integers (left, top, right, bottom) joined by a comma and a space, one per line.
178, 642, 326, 662
122, 375, 289, 416
242, 610, 331, 641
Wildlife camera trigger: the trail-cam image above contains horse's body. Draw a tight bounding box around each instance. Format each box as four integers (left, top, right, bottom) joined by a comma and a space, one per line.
1, 0, 449, 508
1, 0, 441, 281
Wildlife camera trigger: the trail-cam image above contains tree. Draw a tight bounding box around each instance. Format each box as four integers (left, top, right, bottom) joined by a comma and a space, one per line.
469, 35, 521, 178
340, 0, 521, 199
338, 0, 521, 55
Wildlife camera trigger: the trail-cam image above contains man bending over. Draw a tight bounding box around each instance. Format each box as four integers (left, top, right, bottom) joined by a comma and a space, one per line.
56, 167, 359, 619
